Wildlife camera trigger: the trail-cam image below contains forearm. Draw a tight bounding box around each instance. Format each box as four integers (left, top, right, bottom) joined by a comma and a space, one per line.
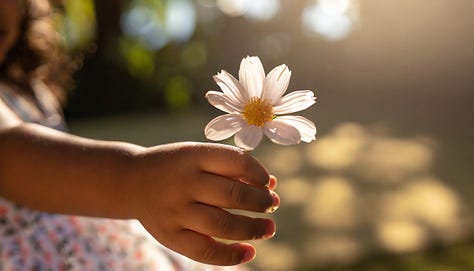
0, 123, 145, 219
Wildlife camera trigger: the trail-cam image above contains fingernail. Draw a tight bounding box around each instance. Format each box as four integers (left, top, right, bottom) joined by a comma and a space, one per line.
267, 175, 277, 190
265, 191, 280, 213
263, 220, 276, 239
265, 180, 271, 189
242, 249, 255, 263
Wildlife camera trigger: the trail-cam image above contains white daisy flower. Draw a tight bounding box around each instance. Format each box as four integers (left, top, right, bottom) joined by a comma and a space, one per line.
204, 56, 317, 150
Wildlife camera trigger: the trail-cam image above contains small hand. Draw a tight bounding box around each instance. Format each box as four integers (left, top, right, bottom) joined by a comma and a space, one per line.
126, 142, 280, 266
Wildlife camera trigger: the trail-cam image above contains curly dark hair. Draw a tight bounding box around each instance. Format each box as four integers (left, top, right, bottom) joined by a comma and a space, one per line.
0, 0, 78, 104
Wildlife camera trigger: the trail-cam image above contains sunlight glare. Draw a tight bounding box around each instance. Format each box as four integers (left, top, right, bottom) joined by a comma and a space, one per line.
302, 0, 357, 41
216, 0, 247, 17
216, 0, 280, 21
165, 0, 196, 43
121, 1, 196, 50
243, 0, 280, 21
121, 6, 168, 50
319, 0, 350, 15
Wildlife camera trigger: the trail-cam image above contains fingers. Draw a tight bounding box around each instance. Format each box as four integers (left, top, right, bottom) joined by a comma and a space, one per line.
195, 143, 270, 187
181, 203, 276, 241
171, 229, 256, 265
193, 173, 279, 213
268, 175, 278, 190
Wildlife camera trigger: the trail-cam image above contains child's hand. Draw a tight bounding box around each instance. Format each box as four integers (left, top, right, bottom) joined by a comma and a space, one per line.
124, 142, 280, 266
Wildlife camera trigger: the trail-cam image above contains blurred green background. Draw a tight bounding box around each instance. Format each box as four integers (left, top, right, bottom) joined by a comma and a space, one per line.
61, 0, 474, 270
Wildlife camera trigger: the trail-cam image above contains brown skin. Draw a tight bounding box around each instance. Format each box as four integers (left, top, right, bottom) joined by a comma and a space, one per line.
0, 0, 280, 266
0, 119, 280, 266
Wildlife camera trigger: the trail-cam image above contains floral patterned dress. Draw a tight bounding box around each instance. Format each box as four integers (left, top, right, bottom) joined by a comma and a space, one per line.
0, 82, 241, 271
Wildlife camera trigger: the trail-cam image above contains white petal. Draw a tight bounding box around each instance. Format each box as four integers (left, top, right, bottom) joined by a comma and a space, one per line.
239, 56, 265, 98
264, 120, 302, 145
263, 64, 291, 104
273, 90, 316, 114
234, 125, 264, 150
213, 70, 247, 104
205, 114, 244, 141
275, 116, 316, 143
205, 91, 242, 113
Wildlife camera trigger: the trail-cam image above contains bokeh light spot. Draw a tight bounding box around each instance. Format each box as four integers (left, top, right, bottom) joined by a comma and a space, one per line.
243, 0, 280, 21
302, 0, 358, 41
121, 6, 169, 50
164, 76, 193, 110
377, 220, 428, 253
216, 0, 247, 17
60, 0, 96, 50
304, 176, 359, 229
304, 235, 363, 267
307, 122, 368, 171
165, 0, 196, 42
253, 241, 297, 271
119, 40, 155, 79
354, 137, 434, 183
261, 147, 303, 176
380, 177, 465, 240
216, 0, 280, 21
278, 177, 312, 206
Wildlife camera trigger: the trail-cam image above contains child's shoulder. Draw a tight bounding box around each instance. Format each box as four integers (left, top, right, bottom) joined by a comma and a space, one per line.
0, 80, 65, 130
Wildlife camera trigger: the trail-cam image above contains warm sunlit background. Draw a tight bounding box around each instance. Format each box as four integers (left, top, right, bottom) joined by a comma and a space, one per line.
62, 0, 474, 270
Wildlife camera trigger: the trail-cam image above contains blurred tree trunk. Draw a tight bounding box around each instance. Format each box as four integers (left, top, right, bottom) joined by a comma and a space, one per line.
67, 1, 164, 118
67, 0, 132, 118
93, 0, 122, 53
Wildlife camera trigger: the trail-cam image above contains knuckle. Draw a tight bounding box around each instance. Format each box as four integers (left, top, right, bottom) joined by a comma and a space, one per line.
200, 242, 218, 263
247, 219, 265, 240
216, 214, 233, 236
229, 182, 246, 207
230, 149, 249, 169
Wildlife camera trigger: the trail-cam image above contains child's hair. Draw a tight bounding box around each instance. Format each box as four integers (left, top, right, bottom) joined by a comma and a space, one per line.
0, 0, 78, 103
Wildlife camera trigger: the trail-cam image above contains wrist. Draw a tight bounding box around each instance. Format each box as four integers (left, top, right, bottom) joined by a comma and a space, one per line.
114, 146, 154, 220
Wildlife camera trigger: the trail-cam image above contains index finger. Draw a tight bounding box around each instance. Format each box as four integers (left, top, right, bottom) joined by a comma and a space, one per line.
194, 143, 270, 187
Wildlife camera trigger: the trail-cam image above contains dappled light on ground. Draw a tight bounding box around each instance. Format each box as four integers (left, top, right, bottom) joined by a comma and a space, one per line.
377, 177, 466, 244
377, 219, 428, 253
277, 177, 312, 206
306, 122, 435, 183
303, 176, 358, 230
261, 148, 304, 176
303, 234, 363, 268
254, 121, 471, 270
70, 115, 473, 270
306, 123, 368, 171
353, 137, 435, 183
253, 241, 298, 271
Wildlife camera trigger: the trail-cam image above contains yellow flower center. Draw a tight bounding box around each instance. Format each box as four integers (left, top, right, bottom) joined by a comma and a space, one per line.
242, 97, 274, 127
